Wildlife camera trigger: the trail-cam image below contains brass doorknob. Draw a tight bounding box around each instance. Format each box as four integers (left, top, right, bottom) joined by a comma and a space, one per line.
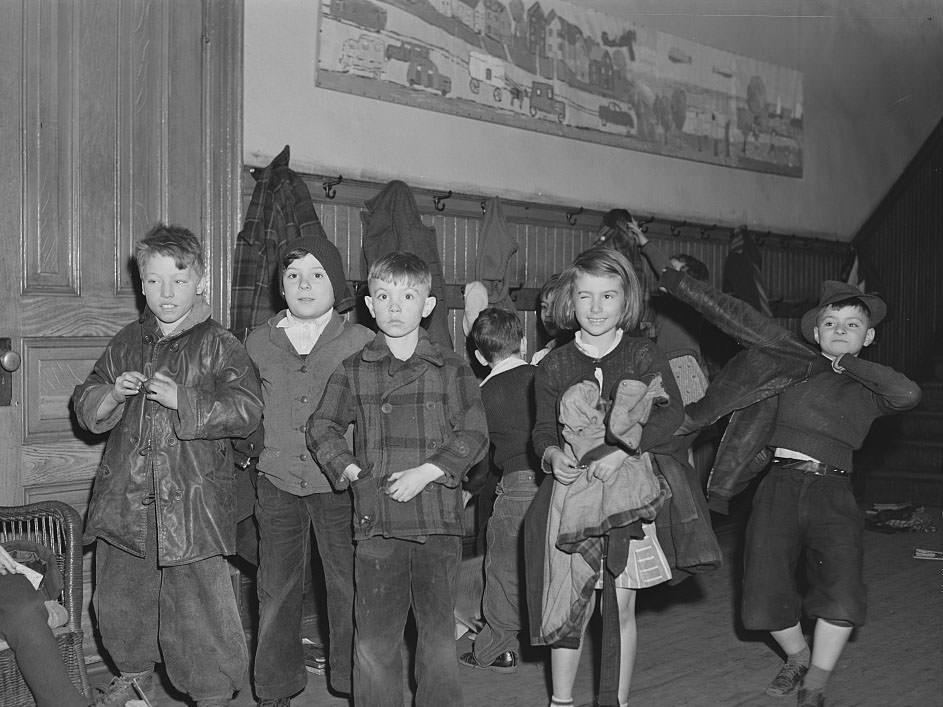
0, 350, 21, 372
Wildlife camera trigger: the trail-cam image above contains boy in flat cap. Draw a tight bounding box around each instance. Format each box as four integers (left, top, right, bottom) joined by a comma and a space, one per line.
655, 273, 921, 707
245, 235, 373, 706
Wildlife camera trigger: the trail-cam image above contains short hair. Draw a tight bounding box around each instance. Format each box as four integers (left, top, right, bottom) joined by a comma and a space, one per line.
135, 223, 204, 277
280, 247, 317, 274
367, 251, 432, 293
550, 247, 641, 331
670, 253, 710, 282
539, 273, 561, 306
817, 297, 872, 325
470, 307, 523, 363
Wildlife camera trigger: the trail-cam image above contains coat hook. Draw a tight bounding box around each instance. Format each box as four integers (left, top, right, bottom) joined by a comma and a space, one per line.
566, 206, 583, 226
637, 216, 654, 233
322, 175, 343, 199
432, 190, 452, 212
670, 221, 686, 237
700, 224, 716, 240
480, 200, 487, 215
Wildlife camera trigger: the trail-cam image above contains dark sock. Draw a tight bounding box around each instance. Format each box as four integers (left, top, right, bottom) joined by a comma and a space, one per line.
786, 645, 811, 666
804, 665, 830, 690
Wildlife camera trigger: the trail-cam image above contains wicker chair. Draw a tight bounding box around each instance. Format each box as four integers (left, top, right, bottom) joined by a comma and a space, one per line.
0, 500, 90, 706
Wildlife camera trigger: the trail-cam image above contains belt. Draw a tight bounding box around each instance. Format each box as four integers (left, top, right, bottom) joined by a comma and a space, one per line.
772, 457, 850, 477
502, 470, 537, 483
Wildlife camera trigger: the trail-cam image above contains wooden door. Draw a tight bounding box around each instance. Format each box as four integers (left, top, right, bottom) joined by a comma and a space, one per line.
0, 0, 243, 660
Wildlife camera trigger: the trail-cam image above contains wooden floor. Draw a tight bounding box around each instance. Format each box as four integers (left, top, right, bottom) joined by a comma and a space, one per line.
88, 510, 943, 707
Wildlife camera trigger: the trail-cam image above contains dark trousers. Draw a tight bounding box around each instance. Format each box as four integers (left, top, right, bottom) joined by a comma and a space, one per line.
0, 574, 87, 707
472, 471, 539, 664
94, 511, 247, 704
742, 465, 866, 630
254, 476, 355, 698
354, 534, 461, 707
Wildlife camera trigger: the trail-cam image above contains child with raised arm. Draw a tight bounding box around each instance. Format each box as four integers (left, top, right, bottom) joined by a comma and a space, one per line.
306, 251, 488, 707
245, 235, 373, 705
459, 307, 541, 675
658, 269, 921, 707
73, 224, 262, 707
527, 247, 688, 707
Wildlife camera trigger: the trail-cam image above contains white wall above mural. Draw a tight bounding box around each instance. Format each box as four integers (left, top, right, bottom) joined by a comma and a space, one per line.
316, 0, 804, 176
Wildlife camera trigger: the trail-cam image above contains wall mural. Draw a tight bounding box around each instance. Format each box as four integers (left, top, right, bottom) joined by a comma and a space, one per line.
316, 0, 804, 177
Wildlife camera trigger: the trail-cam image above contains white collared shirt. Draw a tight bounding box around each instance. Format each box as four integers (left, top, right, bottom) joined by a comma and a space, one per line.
573, 328, 624, 390
480, 355, 530, 387
276, 309, 333, 355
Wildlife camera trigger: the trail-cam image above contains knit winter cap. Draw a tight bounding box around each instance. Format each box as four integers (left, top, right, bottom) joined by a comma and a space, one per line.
278, 236, 355, 313
800, 280, 886, 344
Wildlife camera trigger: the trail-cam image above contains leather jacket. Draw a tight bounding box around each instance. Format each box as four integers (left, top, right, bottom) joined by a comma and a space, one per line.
74, 301, 263, 564
659, 269, 825, 512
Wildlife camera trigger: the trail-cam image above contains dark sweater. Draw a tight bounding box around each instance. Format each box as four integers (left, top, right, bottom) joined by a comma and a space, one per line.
532, 334, 683, 461
481, 363, 539, 475
768, 354, 920, 471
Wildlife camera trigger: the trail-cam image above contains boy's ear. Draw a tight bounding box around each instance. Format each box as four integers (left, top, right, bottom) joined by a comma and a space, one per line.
364, 295, 376, 319
422, 295, 437, 318
863, 327, 875, 347
474, 349, 488, 367
196, 274, 207, 296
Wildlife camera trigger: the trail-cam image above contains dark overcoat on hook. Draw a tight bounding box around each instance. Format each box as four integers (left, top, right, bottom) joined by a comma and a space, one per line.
361, 180, 453, 349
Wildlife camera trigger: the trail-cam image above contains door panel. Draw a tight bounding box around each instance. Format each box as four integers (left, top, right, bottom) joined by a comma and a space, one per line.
0, 0, 243, 663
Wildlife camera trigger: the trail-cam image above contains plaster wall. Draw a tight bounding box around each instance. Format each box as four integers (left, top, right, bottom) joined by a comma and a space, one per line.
244, 0, 943, 241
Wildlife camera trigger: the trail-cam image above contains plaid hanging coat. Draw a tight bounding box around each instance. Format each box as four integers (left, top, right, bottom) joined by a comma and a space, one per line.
230, 145, 354, 341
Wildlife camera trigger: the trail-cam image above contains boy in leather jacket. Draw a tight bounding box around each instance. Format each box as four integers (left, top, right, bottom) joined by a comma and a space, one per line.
656, 265, 921, 707
73, 224, 263, 707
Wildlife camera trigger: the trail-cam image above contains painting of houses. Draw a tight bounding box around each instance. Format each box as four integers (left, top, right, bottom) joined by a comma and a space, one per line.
316, 0, 804, 176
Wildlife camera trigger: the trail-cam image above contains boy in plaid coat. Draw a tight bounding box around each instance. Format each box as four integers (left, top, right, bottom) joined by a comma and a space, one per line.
306, 251, 488, 707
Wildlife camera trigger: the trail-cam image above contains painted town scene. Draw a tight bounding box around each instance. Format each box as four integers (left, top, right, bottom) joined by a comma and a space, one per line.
316, 0, 804, 176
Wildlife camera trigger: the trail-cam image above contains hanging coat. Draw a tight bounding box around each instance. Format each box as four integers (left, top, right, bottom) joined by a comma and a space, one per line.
475, 196, 519, 313
230, 145, 354, 341
361, 180, 452, 349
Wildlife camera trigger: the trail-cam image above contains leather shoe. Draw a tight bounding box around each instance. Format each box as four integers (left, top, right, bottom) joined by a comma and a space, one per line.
458, 650, 518, 674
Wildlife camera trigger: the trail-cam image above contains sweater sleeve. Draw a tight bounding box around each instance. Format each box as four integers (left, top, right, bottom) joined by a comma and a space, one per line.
837, 354, 922, 413
532, 361, 562, 463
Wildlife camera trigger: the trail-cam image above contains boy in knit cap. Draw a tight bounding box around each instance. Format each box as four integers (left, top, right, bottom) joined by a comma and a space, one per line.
658, 271, 921, 707
245, 235, 373, 706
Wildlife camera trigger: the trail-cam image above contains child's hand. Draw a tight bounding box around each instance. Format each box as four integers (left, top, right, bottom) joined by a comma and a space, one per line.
587, 449, 629, 483
112, 370, 148, 403
0, 545, 16, 574
342, 464, 362, 483
623, 219, 648, 247
547, 447, 581, 485
143, 371, 178, 410
385, 464, 444, 503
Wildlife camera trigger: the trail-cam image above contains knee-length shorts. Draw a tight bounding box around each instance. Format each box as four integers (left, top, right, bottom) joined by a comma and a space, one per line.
741, 465, 866, 631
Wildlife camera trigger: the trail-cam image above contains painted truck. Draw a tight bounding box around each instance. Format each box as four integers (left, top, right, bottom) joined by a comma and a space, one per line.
468, 51, 506, 102
529, 81, 565, 122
